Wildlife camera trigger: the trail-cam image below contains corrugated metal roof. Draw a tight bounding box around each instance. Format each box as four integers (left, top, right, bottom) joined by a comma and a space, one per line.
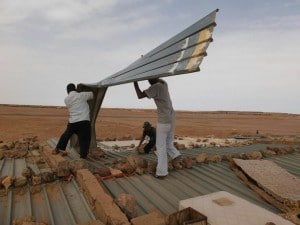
102, 156, 300, 216
0, 158, 95, 225
0, 162, 95, 225
1, 140, 299, 223
48, 139, 300, 217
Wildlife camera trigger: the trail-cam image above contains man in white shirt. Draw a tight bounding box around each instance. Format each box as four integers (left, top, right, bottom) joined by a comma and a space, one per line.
134, 78, 181, 179
53, 83, 94, 159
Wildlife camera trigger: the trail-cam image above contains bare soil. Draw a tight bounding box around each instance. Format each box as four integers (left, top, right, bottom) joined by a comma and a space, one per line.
1, 104, 300, 225
0, 104, 300, 142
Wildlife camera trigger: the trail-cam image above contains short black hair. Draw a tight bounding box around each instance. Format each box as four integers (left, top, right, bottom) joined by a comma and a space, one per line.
67, 83, 76, 93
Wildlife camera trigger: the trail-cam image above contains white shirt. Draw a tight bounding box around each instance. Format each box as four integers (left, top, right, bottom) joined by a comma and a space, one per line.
144, 80, 174, 124
64, 91, 94, 123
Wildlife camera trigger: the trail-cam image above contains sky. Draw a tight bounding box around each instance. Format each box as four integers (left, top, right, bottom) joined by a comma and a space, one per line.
1, 0, 299, 114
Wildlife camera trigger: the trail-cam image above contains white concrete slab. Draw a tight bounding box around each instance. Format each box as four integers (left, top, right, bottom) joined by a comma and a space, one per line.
179, 191, 294, 225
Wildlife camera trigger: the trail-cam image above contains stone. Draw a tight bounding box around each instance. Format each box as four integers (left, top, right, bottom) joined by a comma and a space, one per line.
147, 162, 157, 174
135, 167, 145, 175
109, 168, 123, 176
168, 161, 174, 170
4, 149, 28, 158
96, 166, 111, 177
115, 193, 138, 220
119, 163, 135, 175
285, 147, 295, 154
182, 157, 193, 169
90, 147, 106, 158
210, 141, 217, 146
126, 156, 139, 168
196, 153, 207, 163
2, 176, 13, 190
0, 142, 11, 150
32, 142, 40, 150
14, 177, 27, 187
22, 167, 34, 179
41, 171, 55, 183
261, 150, 276, 157
193, 143, 201, 148
246, 151, 263, 160
130, 144, 135, 148
222, 155, 232, 161
187, 143, 194, 149
137, 158, 148, 169
174, 142, 186, 150
206, 155, 222, 163
31, 176, 42, 186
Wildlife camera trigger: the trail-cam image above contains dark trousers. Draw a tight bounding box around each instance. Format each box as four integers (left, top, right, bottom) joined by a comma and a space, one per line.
56, 120, 91, 158
144, 138, 155, 154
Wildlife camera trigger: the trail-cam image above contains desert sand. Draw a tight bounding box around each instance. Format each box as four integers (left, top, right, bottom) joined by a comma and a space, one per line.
1, 104, 300, 225
0, 104, 300, 142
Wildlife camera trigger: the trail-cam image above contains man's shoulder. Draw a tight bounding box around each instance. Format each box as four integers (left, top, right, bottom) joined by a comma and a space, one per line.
79, 91, 94, 99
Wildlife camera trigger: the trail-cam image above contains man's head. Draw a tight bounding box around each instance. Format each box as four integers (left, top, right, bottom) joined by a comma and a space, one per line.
148, 78, 166, 85
143, 121, 151, 129
66, 83, 76, 94
148, 78, 159, 85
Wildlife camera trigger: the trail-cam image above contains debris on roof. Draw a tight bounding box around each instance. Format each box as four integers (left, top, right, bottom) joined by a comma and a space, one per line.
1, 135, 299, 225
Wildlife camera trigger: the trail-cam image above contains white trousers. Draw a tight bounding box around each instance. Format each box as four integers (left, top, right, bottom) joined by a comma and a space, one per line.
155, 119, 181, 176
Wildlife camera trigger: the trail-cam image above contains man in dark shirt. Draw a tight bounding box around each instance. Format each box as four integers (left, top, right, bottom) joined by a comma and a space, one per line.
136, 121, 156, 154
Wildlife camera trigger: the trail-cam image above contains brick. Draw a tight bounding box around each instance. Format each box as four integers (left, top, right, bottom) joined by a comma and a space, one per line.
76, 169, 130, 225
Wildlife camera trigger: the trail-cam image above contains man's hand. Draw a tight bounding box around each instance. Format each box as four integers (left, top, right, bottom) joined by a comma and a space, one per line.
134, 81, 147, 99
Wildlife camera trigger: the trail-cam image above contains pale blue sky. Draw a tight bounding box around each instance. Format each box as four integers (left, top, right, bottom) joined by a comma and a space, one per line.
1, 0, 299, 113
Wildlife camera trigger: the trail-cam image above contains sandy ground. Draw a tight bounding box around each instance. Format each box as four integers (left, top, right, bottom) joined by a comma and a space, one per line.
1, 104, 300, 225
1, 104, 300, 143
